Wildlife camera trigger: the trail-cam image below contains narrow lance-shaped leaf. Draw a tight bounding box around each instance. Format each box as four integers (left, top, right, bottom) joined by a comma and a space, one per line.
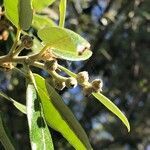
19, 0, 33, 30
34, 74, 92, 150
26, 83, 54, 150
38, 27, 92, 61
57, 65, 130, 132
92, 92, 130, 132
0, 113, 15, 150
32, 0, 55, 12
59, 0, 67, 27
0, 91, 26, 114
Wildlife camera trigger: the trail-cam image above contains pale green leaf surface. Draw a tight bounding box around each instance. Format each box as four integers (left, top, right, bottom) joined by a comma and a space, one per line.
59, 0, 67, 27
53, 48, 92, 61
92, 92, 130, 132
32, 14, 56, 30
38, 27, 92, 61
26, 83, 54, 150
32, 0, 55, 12
34, 74, 92, 150
19, 0, 33, 30
32, 36, 44, 52
4, 0, 19, 27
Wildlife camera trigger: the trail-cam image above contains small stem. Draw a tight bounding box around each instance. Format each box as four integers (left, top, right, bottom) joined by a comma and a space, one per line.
58, 65, 77, 78
48, 70, 67, 82
33, 61, 67, 82
12, 43, 24, 57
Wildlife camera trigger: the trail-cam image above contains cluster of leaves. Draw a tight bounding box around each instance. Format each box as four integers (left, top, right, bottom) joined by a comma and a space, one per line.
0, 0, 130, 149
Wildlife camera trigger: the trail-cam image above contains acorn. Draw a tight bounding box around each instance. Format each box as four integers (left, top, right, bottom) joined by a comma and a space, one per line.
76, 71, 89, 85
91, 79, 103, 92
53, 79, 65, 90
65, 77, 77, 88
44, 60, 58, 71
21, 35, 33, 49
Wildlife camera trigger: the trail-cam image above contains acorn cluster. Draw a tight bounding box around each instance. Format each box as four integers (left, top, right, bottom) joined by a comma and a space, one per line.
44, 59, 103, 96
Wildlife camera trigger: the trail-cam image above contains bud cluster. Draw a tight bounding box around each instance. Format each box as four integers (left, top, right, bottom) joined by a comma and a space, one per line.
76, 71, 103, 96
51, 77, 77, 91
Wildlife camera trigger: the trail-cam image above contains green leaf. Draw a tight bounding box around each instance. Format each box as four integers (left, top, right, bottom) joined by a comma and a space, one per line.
53, 48, 92, 61
34, 74, 92, 150
32, 14, 56, 30
38, 27, 92, 61
4, 0, 33, 30
4, 0, 19, 27
32, 36, 44, 52
92, 92, 130, 132
32, 0, 55, 12
0, 113, 15, 150
26, 83, 54, 150
19, 0, 33, 30
59, 0, 67, 27
56, 66, 130, 132
0, 91, 26, 114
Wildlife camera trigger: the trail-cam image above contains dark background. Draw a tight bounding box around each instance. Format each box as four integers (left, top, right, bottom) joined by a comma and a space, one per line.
0, 0, 150, 149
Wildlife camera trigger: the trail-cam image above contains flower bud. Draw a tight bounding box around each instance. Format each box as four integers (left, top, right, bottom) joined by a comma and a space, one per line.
21, 35, 33, 49
77, 71, 89, 84
83, 85, 94, 96
91, 79, 103, 92
53, 79, 65, 90
65, 77, 77, 88
44, 60, 58, 71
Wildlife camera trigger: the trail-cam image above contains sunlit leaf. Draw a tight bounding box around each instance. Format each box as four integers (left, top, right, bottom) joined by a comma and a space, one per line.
4, 0, 33, 30
32, 36, 44, 52
34, 74, 92, 150
26, 83, 54, 150
92, 92, 130, 132
38, 27, 92, 61
57, 66, 130, 132
59, 0, 67, 27
19, 0, 33, 30
4, 0, 19, 27
32, 14, 56, 30
0, 113, 15, 150
32, 0, 55, 12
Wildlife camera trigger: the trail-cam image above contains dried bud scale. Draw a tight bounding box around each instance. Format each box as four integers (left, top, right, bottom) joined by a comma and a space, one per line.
92, 79, 103, 92
41, 49, 56, 61
0, 62, 14, 72
65, 77, 77, 88
21, 35, 33, 49
76, 71, 89, 85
